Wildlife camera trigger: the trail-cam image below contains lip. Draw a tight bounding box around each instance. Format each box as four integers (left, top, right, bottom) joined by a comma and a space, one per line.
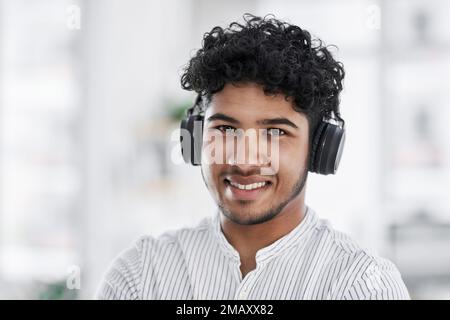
223, 178, 272, 201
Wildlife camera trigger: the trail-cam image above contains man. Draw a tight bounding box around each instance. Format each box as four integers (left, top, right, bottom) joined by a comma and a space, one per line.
96, 14, 410, 300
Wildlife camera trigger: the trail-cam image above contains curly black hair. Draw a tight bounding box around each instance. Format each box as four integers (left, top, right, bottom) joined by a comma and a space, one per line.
180, 13, 345, 142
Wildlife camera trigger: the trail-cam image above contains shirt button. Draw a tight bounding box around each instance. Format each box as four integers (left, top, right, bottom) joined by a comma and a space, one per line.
238, 290, 248, 300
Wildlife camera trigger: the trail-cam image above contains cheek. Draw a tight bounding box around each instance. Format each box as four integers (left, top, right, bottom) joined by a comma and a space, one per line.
201, 163, 213, 187
202, 131, 228, 165
202, 164, 222, 192
277, 141, 308, 176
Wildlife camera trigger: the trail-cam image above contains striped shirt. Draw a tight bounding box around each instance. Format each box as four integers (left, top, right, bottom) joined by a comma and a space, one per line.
96, 205, 410, 300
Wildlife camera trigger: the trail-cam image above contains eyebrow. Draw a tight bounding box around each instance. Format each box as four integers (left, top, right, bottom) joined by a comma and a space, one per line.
256, 117, 299, 129
206, 113, 299, 129
206, 113, 240, 125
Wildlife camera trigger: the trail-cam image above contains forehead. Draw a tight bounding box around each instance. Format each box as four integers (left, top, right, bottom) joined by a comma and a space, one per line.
205, 83, 307, 125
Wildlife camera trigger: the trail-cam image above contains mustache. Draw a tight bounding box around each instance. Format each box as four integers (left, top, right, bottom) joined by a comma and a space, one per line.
221, 165, 274, 177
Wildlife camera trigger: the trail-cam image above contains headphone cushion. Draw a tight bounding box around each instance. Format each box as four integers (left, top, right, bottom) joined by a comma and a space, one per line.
316, 124, 345, 175
309, 121, 328, 172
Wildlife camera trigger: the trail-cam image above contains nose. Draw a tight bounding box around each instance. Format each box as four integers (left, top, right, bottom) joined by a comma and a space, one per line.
224, 128, 272, 167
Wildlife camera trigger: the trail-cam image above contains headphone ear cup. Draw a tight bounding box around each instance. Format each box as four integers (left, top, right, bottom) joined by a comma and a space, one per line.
180, 115, 204, 165
315, 124, 345, 175
180, 118, 191, 164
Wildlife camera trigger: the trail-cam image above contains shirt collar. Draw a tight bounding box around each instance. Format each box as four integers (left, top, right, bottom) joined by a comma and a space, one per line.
210, 205, 318, 265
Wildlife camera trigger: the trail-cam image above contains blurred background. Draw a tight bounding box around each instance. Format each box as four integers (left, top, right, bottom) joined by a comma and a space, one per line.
0, 0, 449, 299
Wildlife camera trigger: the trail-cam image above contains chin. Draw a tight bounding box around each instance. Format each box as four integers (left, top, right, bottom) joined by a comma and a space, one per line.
221, 206, 278, 226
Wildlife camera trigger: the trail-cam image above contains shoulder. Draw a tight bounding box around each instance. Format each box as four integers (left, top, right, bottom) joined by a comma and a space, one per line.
95, 216, 212, 300
331, 249, 411, 300
309, 216, 410, 300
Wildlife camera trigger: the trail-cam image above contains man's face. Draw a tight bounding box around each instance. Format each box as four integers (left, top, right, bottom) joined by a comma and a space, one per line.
200, 82, 310, 225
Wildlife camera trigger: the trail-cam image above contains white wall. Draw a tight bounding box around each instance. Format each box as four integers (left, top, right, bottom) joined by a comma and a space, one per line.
80, 0, 198, 297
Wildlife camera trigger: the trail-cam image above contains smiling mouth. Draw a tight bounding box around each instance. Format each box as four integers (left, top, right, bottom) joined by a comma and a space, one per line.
224, 179, 270, 190
223, 178, 272, 201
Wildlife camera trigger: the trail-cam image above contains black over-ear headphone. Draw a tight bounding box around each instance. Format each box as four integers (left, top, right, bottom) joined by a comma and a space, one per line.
180, 94, 346, 175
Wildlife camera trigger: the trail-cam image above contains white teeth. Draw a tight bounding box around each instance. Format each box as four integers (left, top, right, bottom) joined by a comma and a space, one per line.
229, 180, 267, 190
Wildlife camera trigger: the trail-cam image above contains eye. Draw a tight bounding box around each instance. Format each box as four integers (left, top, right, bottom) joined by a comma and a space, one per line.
215, 125, 236, 133
266, 128, 286, 136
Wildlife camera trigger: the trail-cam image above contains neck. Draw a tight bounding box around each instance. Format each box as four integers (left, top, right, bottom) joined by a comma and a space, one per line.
220, 192, 306, 277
